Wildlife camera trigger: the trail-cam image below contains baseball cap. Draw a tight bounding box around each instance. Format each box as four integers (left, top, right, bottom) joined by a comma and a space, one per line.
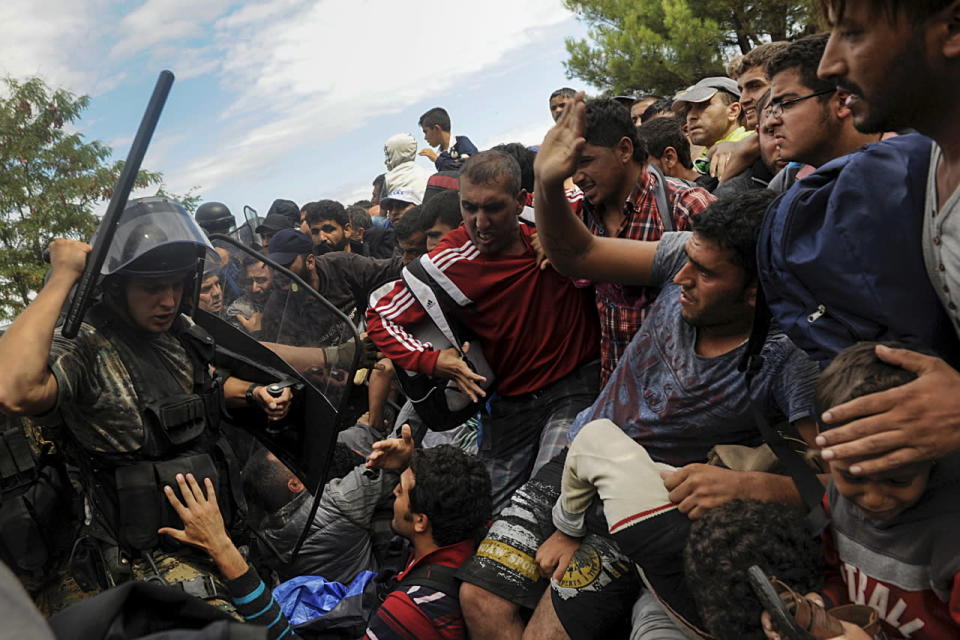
380, 187, 422, 207
268, 228, 313, 266
673, 77, 741, 109
267, 198, 300, 225
255, 213, 293, 235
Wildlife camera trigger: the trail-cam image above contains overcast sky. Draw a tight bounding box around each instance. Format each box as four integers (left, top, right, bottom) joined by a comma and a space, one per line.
0, 0, 592, 221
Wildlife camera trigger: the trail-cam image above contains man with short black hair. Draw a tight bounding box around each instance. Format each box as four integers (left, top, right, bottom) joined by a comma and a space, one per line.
630, 94, 663, 126
347, 205, 372, 245
765, 34, 878, 186
734, 42, 790, 130
420, 189, 463, 252
197, 265, 224, 316
226, 252, 273, 335
393, 206, 427, 265
636, 117, 707, 187
367, 150, 601, 513
549, 87, 577, 123
641, 99, 675, 123
303, 199, 354, 253
569, 97, 714, 386
418, 107, 479, 171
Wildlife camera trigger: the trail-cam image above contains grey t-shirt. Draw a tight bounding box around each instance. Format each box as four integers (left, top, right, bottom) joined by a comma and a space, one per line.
923, 143, 960, 338
568, 232, 819, 466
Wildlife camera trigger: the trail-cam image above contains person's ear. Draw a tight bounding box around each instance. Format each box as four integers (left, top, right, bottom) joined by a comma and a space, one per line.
287, 476, 305, 494
728, 101, 743, 123
344, 222, 353, 235
306, 253, 316, 269
833, 91, 852, 120
940, 1, 960, 59
615, 136, 634, 164
516, 189, 528, 215
662, 147, 679, 170
413, 512, 430, 535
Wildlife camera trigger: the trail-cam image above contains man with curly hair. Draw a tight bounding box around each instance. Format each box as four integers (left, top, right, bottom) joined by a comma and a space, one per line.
684, 500, 822, 639
365, 426, 493, 640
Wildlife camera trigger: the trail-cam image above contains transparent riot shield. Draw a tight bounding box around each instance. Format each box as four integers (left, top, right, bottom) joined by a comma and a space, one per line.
195, 234, 361, 567
236, 205, 260, 249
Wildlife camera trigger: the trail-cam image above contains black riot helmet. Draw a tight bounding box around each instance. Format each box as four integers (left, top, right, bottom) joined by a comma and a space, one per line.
195, 201, 235, 235
101, 197, 217, 278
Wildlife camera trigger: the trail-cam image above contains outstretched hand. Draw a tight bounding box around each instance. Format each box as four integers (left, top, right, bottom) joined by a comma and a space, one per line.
158, 473, 249, 580
535, 91, 586, 189
367, 423, 415, 470
158, 473, 230, 556
817, 344, 960, 475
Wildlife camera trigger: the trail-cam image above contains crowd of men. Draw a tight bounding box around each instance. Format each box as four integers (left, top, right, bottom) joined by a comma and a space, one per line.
0, 1, 959, 639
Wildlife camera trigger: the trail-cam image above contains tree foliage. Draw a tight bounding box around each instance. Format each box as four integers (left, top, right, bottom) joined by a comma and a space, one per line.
0, 77, 201, 320
563, 0, 819, 96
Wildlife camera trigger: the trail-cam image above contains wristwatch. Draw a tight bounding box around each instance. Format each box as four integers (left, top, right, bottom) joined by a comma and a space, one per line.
245, 382, 261, 407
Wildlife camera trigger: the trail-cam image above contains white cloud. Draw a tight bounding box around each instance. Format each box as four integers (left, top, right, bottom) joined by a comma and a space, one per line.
0, 0, 578, 205
480, 120, 555, 150
0, 0, 119, 94
111, 0, 236, 58
161, 0, 573, 193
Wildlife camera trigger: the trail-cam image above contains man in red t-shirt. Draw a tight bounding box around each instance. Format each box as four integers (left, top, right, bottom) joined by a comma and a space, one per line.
366, 150, 600, 513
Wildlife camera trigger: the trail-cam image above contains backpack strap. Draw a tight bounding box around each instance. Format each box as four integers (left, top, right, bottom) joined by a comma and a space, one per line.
401, 257, 469, 358
647, 164, 674, 233
397, 563, 461, 601
739, 286, 828, 536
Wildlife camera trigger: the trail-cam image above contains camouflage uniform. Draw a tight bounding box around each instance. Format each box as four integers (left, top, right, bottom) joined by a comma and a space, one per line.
31, 304, 236, 615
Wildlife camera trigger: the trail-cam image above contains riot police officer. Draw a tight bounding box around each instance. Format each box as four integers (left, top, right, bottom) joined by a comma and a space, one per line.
195, 201, 235, 236
0, 197, 293, 611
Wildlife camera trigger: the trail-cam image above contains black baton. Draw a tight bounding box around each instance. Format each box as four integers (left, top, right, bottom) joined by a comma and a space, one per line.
61, 70, 175, 338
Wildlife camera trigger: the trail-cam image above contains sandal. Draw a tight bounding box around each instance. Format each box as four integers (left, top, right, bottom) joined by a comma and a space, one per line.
747, 565, 882, 639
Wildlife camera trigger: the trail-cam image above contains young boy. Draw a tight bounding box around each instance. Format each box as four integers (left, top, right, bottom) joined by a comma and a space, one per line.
815, 342, 960, 639
417, 107, 478, 171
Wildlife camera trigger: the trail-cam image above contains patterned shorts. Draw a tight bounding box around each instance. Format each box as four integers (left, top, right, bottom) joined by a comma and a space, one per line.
457, 452, 640, 639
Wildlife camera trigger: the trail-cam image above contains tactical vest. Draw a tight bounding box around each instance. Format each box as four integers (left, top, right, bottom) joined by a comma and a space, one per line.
69, 305, 244, 567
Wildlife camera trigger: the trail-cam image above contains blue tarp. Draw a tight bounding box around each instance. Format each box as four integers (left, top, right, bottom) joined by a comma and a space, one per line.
273, 570, 378, 626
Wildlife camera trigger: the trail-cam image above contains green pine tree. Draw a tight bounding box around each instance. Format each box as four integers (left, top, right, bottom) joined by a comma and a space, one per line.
563, 0, 818, 95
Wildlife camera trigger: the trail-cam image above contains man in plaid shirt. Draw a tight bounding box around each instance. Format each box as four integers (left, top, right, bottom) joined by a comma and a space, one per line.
574, 99, 714, 386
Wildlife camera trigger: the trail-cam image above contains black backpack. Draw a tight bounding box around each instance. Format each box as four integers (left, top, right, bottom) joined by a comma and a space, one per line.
390, 256, 495, 431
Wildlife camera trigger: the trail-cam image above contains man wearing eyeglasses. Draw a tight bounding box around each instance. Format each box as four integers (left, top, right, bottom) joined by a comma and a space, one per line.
765, 34, 880, 193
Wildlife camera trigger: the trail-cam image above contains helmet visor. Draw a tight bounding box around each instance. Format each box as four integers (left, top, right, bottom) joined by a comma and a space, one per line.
101, 207, 217, 276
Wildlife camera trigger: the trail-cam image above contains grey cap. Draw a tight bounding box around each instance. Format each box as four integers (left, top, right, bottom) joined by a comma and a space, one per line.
673, 77, 741, 108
